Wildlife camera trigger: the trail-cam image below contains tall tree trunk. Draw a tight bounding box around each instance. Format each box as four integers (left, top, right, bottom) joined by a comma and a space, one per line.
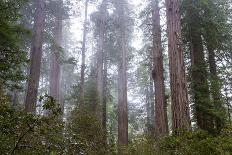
60, 66, 65, 113
96, 0, 107, 125
102, 58, 108, 146
152, 0, 168, 139
145, 85, 152, 135
25, 0, 45, 113
80, 0, 89, 104
49, 0, 62, 104
207, 44, 224, 132
115, 0, 128, 147
165, 0, 190, 131
189, 22, 213, 133
149, 59, 155, 136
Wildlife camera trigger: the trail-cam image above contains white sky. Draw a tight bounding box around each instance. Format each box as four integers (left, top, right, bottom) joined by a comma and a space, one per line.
69, 0, 144, 49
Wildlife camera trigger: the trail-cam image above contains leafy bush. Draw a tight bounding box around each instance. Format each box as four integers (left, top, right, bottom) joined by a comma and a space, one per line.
0, 95, 65, 155
159, 128, 232, 155
66, 108, 106, 155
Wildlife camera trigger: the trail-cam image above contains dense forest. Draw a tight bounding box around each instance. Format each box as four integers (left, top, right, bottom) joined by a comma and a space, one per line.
0, 0, 232, 154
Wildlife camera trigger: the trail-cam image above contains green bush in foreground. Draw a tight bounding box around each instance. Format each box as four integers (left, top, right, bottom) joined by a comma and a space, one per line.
0, 95, 65, 155
0, 93, 231, 155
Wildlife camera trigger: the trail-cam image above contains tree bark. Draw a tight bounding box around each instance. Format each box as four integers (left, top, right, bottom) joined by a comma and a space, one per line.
207, 44, 224, 132
189, 23, 213, 132
165, 0, 190, 131
80, 0, 89, 105
96, 0, 107, 125
149, 60, 155, 136
152, 0, 169, 139
102, 58, 108, 146
25, 0, 45, 113
115, 0, 128, 146
49, 0, 62, 104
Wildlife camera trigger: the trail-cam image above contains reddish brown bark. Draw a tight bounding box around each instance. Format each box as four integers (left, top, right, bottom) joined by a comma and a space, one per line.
49, 0, 63, 104
96, 0, 107, 125
25, 0, 45, 113
165, 0, 190, 131
115, 0, 128, 146
152, 0, 169, 138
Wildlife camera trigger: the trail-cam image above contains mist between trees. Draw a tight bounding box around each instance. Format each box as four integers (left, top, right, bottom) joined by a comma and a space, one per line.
0, 0, 232, 154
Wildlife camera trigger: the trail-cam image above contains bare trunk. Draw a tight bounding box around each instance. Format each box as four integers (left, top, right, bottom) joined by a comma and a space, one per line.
145, 85, 152, 134
49, 0, 62, 104
165, 0, 190, 131
152, 0, 168, 138
25, 0, 45, 113
80, 0, 89, 105
102, 58, 108, 146
149, 60, 155, 136
115, 0, 128, 146
96, 0, 107, 124
60, 66, 65, 113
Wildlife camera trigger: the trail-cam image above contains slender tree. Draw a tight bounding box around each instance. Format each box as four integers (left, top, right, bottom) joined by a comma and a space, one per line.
80, 0, 89, 104
165, 0, 190, 131
25, 0, 46, 113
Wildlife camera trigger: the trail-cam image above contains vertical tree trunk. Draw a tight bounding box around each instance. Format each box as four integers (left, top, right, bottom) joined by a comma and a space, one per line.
145, 85, 152, 134
60, 66, 65, 113
149, 59, 155, 136
152, 0, 169, 139
80, 0, 89, 104
115, 0, 128, 146
102, 58, 108, 145
96, 0, 107, 125
25, 0, 45, 113
49, 0, 62, 104
207, 44, 224, 132
189, 24, 213, 132
165, 0, 190, 131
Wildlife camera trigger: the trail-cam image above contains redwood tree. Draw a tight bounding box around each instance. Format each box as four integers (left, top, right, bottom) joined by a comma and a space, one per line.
152, 0, 168, 138
96, 0, 107, 125
49, 0, 63, 104
25, 0, 46, 113
165, 0, 190, 131
80, 0, 89, 104
115, 0, 128, 146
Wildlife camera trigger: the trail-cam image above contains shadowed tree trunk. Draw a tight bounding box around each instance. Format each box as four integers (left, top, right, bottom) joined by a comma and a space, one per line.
152, 0, 168, 139
102, 58, 108, 146
49, 0, 63, 105
207, 42, 224, 132
189, 21, 213, 132
80, 0, 89, 105
165, 0, 190, 131
25, 0, 45, 113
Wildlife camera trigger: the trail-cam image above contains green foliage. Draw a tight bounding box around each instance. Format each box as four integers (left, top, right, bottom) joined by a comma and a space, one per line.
159, 128, 232, 155
127, 137, 164, 155
0, 0, 28, 89
66, 108, 106, 154
0, 95, 65, 155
